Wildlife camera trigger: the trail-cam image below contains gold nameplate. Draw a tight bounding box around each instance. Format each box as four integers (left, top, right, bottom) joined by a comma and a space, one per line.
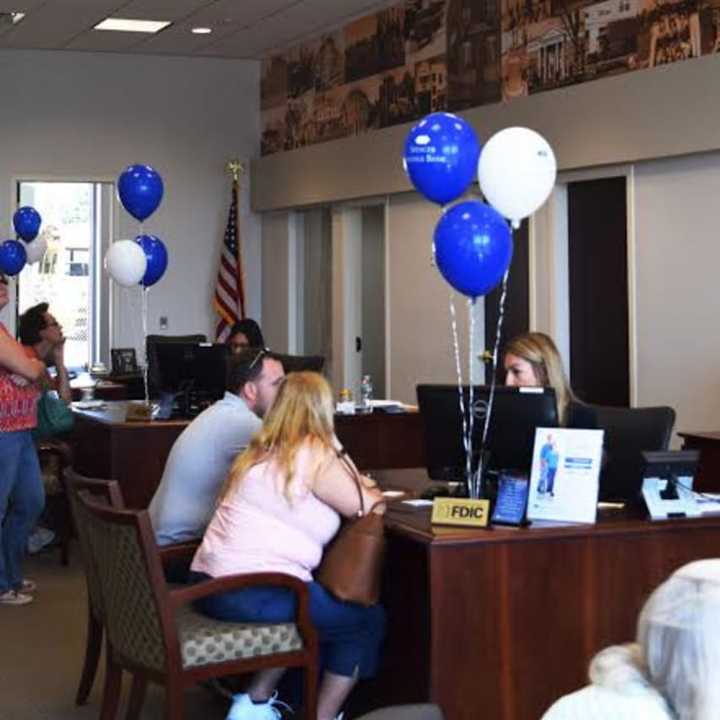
431, 498, 490, 528
125, 402, 153, 422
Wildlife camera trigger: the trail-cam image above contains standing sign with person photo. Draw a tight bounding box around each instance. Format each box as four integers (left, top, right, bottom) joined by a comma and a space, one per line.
527, 427, 604, 524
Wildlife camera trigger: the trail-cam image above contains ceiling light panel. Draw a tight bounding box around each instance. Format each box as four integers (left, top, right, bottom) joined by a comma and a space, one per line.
94, 18, 171, 33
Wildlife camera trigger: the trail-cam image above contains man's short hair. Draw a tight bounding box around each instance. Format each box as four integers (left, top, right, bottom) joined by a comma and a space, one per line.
19, 302, 49, 346
226, 348, 282, 394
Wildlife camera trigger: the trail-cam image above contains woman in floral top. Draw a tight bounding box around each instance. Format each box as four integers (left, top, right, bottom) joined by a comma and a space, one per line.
0, 272, 46, 605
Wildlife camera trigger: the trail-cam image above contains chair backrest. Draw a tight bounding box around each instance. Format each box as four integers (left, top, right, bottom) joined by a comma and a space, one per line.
64, 469, 125, 621
590, 404, 676, 501
75, 493, 173, 674
146, 333, 207, 394
277, 353, 325, 374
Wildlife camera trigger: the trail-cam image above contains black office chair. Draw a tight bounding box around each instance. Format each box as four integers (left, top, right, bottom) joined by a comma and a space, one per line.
278, 353, 325, 374
588, 404, 676, 501
145, 334, 207, 395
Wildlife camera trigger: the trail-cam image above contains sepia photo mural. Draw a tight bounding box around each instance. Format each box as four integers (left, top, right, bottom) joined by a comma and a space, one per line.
261, 0, 720, 155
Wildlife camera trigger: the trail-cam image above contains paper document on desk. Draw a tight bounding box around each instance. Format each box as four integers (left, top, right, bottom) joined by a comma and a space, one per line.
695, 493, 720, 514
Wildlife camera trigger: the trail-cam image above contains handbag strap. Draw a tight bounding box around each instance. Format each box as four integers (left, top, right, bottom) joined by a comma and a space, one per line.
337, 447, 370, 517
335, 447, 387, 518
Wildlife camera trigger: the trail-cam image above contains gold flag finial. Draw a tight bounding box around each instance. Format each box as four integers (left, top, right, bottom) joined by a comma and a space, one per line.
226, 160, 244, 184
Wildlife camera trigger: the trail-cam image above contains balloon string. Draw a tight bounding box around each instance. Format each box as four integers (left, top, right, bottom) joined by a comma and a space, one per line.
475, 266, 510, 495
467, 298, 477, 499
141, 286, 149, 406
449, 292, 471, 495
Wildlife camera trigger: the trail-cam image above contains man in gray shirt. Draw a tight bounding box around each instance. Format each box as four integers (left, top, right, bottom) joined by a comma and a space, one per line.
149, 348, 285, 546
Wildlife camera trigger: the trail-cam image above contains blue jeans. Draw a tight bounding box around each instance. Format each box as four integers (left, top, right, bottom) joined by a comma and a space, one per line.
191, 573, 386, 679
0, 430, 45, 592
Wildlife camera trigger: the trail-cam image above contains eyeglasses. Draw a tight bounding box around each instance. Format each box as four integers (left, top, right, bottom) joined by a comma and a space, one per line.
248, 347, 270, 371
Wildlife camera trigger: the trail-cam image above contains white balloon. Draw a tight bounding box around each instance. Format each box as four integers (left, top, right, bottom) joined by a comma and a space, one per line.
23, 235, 47, 265
105, 240, 147, 287
478, 127, 557, 228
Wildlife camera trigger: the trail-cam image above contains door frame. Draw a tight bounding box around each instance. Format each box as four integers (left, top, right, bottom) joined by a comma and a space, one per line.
531, 164, 638, 405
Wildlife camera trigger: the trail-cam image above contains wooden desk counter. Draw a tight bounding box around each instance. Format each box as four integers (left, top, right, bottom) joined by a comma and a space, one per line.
356, 503, 720, 720
678, 430, 720, 492
71, 401, 426, 508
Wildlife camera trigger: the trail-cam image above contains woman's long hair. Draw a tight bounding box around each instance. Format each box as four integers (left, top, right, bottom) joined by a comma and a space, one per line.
589, 559, 720, 720
505, 332, 576, 425
221, 371, 336, 500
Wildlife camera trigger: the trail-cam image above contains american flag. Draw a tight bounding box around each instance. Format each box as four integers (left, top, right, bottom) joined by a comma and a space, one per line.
214, 180, 246, 341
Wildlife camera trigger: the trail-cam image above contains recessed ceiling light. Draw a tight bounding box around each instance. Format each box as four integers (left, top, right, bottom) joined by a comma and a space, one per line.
11, 12, 24, 24
94, 18, 171, 33
192, 27, 212, 35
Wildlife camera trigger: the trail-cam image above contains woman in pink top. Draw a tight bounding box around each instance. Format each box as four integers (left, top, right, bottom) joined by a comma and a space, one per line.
0, 272, 47, 606
191, 371, 385, 720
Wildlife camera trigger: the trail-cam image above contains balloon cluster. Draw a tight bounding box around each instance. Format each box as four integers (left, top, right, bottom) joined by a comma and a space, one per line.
105, 164, 168, 288
0, 207, 44, 277
403, 113, 557, 298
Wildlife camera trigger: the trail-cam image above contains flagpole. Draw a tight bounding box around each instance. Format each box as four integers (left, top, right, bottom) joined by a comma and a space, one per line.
225, 159, 246, 320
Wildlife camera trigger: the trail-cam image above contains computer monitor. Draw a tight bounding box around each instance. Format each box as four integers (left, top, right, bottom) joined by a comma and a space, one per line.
152, 342, 228, 414
278, 353, 325, 374
416, 385, 559, 482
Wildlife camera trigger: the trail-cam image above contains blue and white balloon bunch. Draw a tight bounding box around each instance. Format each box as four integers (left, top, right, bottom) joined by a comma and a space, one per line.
105, 164, 168, 288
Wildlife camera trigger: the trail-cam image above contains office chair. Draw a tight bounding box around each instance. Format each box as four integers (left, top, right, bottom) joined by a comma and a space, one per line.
278, 353, 325, 374
588, 404, 676, 501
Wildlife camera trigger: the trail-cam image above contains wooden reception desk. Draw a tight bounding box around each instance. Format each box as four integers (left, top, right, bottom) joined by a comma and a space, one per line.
353, 501, 720, 720
70, 401, 426, 507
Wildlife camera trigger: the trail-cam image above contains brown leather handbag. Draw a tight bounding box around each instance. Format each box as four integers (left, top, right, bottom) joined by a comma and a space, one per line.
316, 452, 385, 607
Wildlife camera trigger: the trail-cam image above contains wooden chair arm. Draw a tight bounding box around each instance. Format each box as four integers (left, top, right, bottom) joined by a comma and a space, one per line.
37, 440, 74, 467
158, 540, 200, 565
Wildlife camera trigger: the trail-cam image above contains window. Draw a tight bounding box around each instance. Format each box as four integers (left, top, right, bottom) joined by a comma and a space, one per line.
16, 181, 113, 370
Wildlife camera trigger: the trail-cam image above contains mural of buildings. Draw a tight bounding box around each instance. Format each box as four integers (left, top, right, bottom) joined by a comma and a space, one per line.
260, 0, 720, 155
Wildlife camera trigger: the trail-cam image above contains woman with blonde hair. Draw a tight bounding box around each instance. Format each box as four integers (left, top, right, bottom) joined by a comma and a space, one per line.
542, 559, 720, 720
503, 331, 579, 426
190, 371, 385, 720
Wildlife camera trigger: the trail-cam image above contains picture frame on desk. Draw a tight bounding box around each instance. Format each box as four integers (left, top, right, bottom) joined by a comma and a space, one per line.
111, 348, 139, 375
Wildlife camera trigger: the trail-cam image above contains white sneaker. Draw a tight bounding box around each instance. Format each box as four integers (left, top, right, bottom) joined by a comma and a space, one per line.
27, 526, 56, 554
0, 590, 33, 606
226, 692, 290, 720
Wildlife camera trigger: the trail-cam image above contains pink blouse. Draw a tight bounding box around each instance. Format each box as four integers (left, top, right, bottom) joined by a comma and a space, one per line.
191, 441, 341, 582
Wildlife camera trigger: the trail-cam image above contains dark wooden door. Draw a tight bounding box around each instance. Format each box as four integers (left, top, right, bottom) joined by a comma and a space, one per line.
568, 177, 629, 406
484, 219, 529, 384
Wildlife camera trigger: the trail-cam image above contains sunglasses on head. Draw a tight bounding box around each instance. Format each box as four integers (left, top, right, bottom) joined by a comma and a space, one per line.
248, 347, 271, 370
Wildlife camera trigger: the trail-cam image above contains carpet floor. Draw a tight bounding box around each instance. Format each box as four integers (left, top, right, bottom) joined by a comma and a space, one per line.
0, 546, 229, 720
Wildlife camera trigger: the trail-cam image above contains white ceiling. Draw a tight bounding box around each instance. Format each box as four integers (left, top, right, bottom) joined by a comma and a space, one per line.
0, 0, 397, 59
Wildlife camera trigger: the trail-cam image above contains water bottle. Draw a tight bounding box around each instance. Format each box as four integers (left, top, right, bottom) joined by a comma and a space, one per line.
359, 374, 374, 414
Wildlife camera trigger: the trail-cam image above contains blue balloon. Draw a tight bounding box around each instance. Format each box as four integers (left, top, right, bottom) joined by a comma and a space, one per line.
13, 206, 42, 242
0, 240, 27, 276
136, 234, 168, 287
403, 112, 481, 206
118, 164, 164, 222
434, 201, 513, 298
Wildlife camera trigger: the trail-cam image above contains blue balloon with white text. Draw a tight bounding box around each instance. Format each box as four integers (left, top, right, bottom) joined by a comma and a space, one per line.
13, 207, 42, 242
136, 234, 168, 287
0, 239, 27, 276
403, 112, 481, 206
118, 164, 164, 222
434, 201, 513, 298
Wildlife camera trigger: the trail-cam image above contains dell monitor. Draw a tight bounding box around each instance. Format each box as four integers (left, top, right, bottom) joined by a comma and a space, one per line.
416, 384, 559, 484
152, 342, 228, 416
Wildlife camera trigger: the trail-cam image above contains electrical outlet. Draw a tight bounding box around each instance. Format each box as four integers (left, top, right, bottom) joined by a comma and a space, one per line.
159, 316, 168, 330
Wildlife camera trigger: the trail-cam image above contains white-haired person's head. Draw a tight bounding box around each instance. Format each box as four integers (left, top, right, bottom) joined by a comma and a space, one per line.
543, 559, 720, 720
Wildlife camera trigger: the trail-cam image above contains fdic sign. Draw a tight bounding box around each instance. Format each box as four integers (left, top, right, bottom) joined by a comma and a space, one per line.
431, 498, 490, 528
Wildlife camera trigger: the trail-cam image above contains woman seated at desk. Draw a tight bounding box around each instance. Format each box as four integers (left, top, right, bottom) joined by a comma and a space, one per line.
503, 331, 594, 428
190, 371, 386, 720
